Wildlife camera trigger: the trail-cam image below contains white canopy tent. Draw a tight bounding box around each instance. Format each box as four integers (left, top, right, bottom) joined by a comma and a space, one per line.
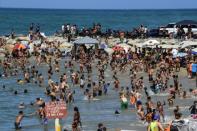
180, 41, 197, 49
73, 36, 99, 45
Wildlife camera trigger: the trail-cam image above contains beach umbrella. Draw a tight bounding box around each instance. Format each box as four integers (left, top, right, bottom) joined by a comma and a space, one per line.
74, 36, 99, 45
40, 32, 46, 38
112, 45, 124, 51
116, 43, 132, 53
100, 43, 108, 49
13, 43, 26, 50
192, 48, 197, 55
141, 39, 160, 48
173, 52, 188, 58
180, 41, 197, 49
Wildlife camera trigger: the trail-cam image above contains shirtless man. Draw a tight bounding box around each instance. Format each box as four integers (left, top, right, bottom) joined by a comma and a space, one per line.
15, 111, 24, 129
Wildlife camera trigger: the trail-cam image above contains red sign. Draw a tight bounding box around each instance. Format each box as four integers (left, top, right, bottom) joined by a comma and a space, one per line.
45, 101, 67, 119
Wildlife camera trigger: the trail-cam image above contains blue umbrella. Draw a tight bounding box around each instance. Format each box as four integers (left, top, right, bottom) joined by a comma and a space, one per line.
192, 48, 197, 55
192, 51, 197, 55
100, 43, 108, 49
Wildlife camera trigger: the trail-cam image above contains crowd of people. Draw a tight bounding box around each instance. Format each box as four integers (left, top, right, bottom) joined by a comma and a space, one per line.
59, 22, 197, 40
0, 23, 197, 131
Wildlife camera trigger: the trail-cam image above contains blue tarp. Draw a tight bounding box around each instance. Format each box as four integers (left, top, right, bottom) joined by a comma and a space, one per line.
192, 64, 197, 73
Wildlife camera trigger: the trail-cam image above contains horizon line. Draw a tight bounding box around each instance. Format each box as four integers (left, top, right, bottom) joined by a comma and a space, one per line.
1, 7, 197, 10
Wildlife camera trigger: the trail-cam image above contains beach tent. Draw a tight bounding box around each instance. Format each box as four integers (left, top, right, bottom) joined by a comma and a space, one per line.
73, 36, 99, 45
180, 41, 197, 49
141, 39, 160, 48
176, 20, 197, 26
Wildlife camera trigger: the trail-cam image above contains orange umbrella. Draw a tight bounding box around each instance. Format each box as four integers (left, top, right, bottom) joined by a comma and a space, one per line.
13, 43, 26, 50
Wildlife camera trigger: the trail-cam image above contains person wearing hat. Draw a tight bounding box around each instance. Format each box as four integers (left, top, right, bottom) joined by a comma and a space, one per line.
148, 115, 164, 131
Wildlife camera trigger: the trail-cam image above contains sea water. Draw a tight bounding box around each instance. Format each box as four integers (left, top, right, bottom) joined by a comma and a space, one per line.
0, 8, 197, 35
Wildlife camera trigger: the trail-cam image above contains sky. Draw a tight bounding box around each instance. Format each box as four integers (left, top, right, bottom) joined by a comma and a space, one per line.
0, 0, 197, 9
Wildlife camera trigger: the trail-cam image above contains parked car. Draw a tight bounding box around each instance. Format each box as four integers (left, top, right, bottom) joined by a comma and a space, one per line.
159, 20, 197, 35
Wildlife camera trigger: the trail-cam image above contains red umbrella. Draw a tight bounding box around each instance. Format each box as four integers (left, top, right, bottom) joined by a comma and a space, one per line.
112, 45, 124, 51
13, 43, 26, 50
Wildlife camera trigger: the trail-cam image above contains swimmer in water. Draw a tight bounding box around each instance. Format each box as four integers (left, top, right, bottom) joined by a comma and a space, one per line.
24, 89, 28, 93
15, 111, 24, 129
17, 79, 24, 84
14, 91, 18, 95
18, 102, 25, 109
115, 110, 120, 115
